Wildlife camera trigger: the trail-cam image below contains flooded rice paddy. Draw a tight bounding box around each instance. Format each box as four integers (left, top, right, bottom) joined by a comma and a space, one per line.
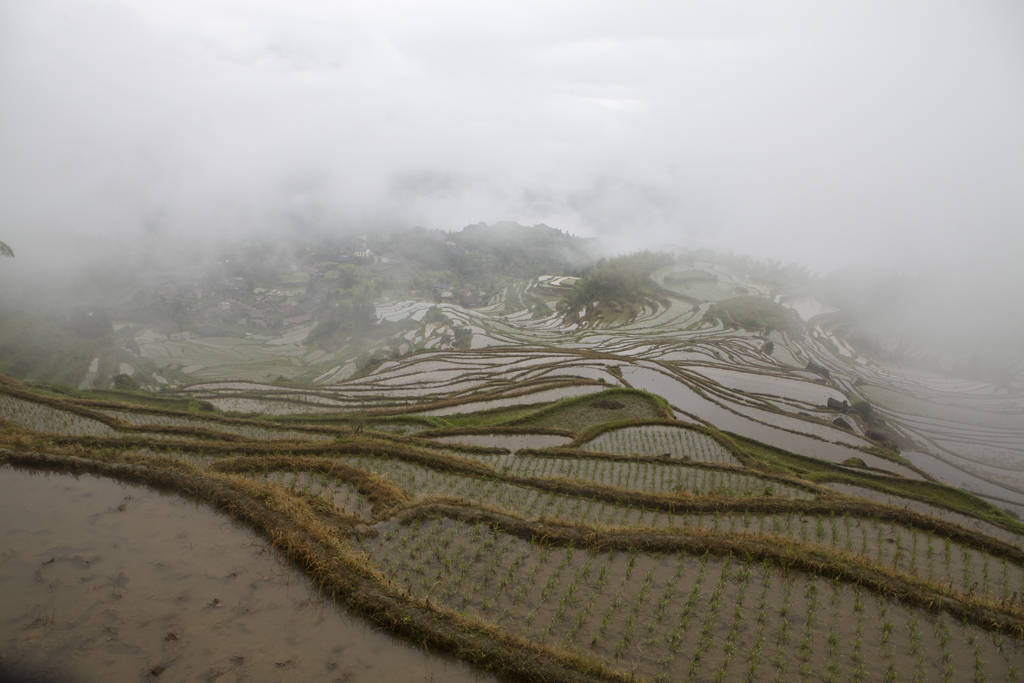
362, 516, 1024, 682
5, 262, 1023, 681
0, 467, 489, 683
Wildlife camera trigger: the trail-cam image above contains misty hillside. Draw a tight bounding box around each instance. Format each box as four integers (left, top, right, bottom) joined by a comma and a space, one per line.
0, 223, 598, 385
3, 229, 1021, 394
4, 237, 1024, 682
2, 2, 1023, 681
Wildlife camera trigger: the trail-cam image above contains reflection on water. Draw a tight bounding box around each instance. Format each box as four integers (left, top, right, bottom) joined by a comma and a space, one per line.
902, 450, 1024, 519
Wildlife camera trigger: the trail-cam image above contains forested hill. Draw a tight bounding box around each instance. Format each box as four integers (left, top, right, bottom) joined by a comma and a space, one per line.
370, 221, 596, 286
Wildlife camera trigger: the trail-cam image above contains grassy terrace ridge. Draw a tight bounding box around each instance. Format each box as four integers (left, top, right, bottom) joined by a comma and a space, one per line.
571, 417, 734, 450
392, 387, 670, 432
0, 450, 626, 683
4, 419, 1021, 564
420, 425, 574, 436
2, 372, 1023, 680
3, 448, 1024, 658
385, 501, 1024, 633
731, 433, 1024, 534
0, 383, 341, 441
6, 377, 658, 437
2, 377, 1017, 537
502, 388, 672, 430
514, 446, 828, 496
4, 449, 1024, 624
23, 380, 216, 413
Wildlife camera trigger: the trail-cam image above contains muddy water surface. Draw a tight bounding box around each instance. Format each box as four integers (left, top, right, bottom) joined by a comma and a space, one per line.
0, 467, 490, 683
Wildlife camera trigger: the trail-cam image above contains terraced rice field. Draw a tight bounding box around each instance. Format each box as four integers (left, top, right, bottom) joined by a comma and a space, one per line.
0, 468, 482, 682
248, 470, 376, 519
581, 425, 738, 465
460, 452, 809, 499
361, 517, 1022, 682
2, 265, 1023, 681
0, 394, 119, 437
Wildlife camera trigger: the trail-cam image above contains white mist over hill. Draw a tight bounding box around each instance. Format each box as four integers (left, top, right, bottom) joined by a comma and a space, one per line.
1, 1, 1022, 370
2, 1, 1022, 269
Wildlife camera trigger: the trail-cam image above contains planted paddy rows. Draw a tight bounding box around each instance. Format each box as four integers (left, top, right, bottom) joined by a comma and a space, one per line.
163, 272, 987, 490
3, 429, 1023, 679
247, 470, 374, 520
339, 455, 1020, 600
344, 454, 685, 527
429, 433, 573, 450
6, 271, 1024, 683
118, 447, 218, 468
167, 296, 886, 483
204, 396, 344, 414
0, 394, 119, 437
361, 517, 1023, 682
824, 481, 1024, 548
96, 409, 336, 442
0, 393, 340, 443
458, 452, 811, 499
580, 425, 739, 465
0, 468, 485, 683
6, 382, 1017, 609
4, 436, 1019, 679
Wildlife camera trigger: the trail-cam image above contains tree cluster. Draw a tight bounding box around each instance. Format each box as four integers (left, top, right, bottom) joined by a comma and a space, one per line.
560, 251, 672, 313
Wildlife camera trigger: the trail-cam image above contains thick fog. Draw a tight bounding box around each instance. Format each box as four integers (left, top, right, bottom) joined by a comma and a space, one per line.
1, 0, 1022, 355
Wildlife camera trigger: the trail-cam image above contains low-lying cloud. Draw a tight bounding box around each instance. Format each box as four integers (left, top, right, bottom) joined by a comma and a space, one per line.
1, 0, 1021, 279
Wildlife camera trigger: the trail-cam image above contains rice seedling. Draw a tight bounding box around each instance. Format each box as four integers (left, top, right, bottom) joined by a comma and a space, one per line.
582, 425, 739, 465
5, 377, 1023, 683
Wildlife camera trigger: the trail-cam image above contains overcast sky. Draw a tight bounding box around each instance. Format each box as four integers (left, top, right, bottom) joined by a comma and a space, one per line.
1, 0, 1022, 275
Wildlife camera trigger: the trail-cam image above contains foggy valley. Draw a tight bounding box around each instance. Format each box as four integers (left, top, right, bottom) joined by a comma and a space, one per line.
1, 1, 1023, 681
